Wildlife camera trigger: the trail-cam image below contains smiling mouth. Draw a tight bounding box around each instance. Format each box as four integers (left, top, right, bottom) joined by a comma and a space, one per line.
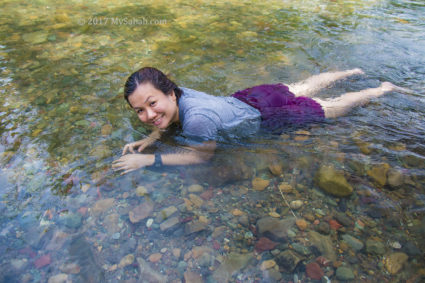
152, 115, 163, 126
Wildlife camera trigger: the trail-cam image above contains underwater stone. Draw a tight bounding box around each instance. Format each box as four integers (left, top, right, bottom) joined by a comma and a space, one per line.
367, 163, 390, 187
366, 239, 386, 255
315, 165, 353, 197
384, 252, 408, 274
58, 213, 82, 229
212, 253, 253, 282
129, 201, 154, 223
308, 231, 337, 261
257, 217, 295, 241
342, 234, 364, 251
336, 266, 355, 280
275, 249, 304, 272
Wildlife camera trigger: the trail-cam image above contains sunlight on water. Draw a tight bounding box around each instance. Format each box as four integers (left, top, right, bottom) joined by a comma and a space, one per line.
0, 0, 424, 282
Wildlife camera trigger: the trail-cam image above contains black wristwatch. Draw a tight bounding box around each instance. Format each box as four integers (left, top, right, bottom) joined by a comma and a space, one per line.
152, 153, 163, 167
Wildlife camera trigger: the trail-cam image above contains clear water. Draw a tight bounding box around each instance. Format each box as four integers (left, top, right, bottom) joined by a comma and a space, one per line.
0, 0, 424, 282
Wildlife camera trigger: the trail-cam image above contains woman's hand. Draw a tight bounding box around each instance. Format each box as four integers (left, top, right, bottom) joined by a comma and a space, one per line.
112, 154, 154, 175
122, 139, 151, 155
122, 129, 161, 155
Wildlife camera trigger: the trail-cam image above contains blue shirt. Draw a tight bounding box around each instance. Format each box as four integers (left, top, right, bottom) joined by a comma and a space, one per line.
178, 87, 261, 143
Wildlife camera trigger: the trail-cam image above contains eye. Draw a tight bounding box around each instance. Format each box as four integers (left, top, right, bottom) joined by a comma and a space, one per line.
136, 109, 143, 114
150, 101, 156, 107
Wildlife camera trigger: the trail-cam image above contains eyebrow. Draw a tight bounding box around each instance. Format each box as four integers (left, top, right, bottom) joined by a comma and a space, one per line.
133, 96, 154, 109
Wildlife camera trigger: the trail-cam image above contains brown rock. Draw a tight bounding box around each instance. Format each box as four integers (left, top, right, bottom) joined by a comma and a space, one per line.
184, 271, 203, 283
260, 259, 276, 270
232, 209, 245, 216
306, 262, 324, 280
295, 218, 308, 231
268, 163, 283, 176
252, 177, 270, 191
148, 253, 162, 263
315, 165, 353, 197
254, 237, 278, 253
387, 168, 404, 188
384, 252, 408, 274
129, 201, 154, 223
92, 198, 115, 216
367, 163, 390, 187
189, 194, 204, 207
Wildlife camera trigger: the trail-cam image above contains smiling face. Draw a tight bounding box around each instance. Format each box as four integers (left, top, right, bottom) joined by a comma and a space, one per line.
128, 82, 179, 129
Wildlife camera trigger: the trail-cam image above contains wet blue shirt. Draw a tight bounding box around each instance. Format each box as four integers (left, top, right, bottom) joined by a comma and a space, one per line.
178, 87, 261, 143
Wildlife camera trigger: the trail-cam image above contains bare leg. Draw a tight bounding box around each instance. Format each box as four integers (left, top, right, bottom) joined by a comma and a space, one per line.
312, 82, 398, 118
288, 68, 364, 97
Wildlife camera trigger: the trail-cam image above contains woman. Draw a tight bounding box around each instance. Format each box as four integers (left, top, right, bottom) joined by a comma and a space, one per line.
112, 67, 399, 174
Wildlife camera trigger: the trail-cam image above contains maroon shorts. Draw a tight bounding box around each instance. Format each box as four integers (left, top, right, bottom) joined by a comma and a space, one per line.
231, 83, 325, 132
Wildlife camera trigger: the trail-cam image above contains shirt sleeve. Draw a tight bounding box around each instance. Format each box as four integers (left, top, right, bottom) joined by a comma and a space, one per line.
182, 113, 219, 142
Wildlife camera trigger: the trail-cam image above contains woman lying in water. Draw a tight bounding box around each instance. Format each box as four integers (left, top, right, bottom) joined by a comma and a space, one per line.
112, 66, 400, 174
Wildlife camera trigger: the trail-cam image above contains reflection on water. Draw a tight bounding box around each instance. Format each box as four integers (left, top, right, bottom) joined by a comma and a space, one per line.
0, 0, 424, 282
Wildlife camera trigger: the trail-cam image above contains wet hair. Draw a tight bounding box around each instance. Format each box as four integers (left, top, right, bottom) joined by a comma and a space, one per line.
123, 67, 182, 106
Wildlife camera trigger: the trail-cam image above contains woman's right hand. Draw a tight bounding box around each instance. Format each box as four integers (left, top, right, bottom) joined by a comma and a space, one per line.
122, 138, 152, 155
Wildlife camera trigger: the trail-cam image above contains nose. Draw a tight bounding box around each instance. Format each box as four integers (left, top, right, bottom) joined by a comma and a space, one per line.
146, 108, 157, 121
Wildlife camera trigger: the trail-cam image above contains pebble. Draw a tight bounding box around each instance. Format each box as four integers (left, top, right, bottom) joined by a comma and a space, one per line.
390, 241, 401, 249
306, 262, 324, 280
260, 259, 276, 270
342, 234, 364, 251
269, 211, 280, 218
118, 254, 134, 268
257, 216, 296, 241
295, 218, 308, 230
184, 271, 203, 283
188, 184, 204, 193
146, 218, 154, 228
308, 231, 337, 261
129, 201, 154, 223
34, 254, 51, 268
172, 248, 181, 258
232, 209, 245, 216
254, 237, 278, 253
278, 182, 293, 193
276, 250, 304, 272
336, 266, 355, 280
60, 262, 80, 274
156, 206, 178, 223
189, 194, 204, 207
315, 165, 353, 197
148, 253, 162, 263
290, 200, 303, 210
136, 186, 148, 196
366, 239, 386, 255
185, 221, 207, 235
252, 177, 270, 191
47, 274, 68, 283
92, 198, 115, 216
10, 258, 28, 270
160, 216, 180, 231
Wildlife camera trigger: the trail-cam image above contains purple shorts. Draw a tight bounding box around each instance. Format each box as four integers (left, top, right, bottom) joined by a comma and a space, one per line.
231, 83, 325, 133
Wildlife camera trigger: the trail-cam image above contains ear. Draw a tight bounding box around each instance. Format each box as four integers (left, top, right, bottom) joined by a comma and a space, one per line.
169, 90, 177, 102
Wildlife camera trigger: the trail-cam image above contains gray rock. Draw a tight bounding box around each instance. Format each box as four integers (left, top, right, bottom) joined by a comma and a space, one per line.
59, 213, 82, 229
213, 253, 253, 282
185, 221, 207, 235
257, 217, 295, 241
155, 206, 178, 223
291, 242, 311, 256
238, 215, 249, 227
160, 216, 180, 231
334, 212, 352, 227
336, 266, 355, 280
315, 222, 330, 235
137, 257, 167, 282
366, 239, 386, 255
129, 201, 154, 223
308, 231, 337, 261
342, 234, 364, 251
275, 250, 304, 272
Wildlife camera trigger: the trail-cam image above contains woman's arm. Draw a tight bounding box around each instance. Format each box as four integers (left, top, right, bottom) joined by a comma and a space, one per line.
112, 141, 216, 174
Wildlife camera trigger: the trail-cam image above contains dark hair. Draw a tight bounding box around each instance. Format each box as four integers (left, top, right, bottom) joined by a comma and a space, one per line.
123, 67, 182, 106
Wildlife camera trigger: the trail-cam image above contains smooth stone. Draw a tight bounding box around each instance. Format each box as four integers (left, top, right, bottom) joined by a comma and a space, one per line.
315, 165, 353, 197
342, 234, 364, 251
129, 201, 154, 223
59, 262, 80, 274
118, 254, 134, 268
10, 258, 28, 270
384, 252, 408, 274
334, 212, 352, 227
47, 274, 68, 283
189, 194, 204, 207
58, 213, 82, 229
137, 257, 167, 282
185, 221, 207, 235
291, 242, 311, 256
238, 215, 249, 227
92, 198, 115, 216
252, 177, 270, 191
257, 217, 295, 241
155, 206, 178, 223
295, 218, 308, 230
366, 239, 386, 255
254, 237, 278, 253
188, 184, 204, 193
184, 271, 203, 283
366, 163, 390, 187
315, 222, 330, 235
336, 266, 355, 280
212, 253, 253, 282
290, 200, 303, 210
22, 31, 48, 44
387, 168, 404, 188
148, 253, 162, 263
104, 213, 120, 233
305, 262, 324, 280
136, 186, 148, 196
308, 231, 337, 261
160, 216, 180, 231
260, 259, 276, 270
275, 250, 304, 272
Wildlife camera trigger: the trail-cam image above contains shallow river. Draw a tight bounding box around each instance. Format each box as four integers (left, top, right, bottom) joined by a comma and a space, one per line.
0, 0, 424, 282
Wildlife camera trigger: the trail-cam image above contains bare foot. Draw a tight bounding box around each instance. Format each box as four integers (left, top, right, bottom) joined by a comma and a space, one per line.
380, 82, 397, 92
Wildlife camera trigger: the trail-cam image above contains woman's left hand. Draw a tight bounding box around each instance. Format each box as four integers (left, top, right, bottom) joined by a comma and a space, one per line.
112, 154, 154, 175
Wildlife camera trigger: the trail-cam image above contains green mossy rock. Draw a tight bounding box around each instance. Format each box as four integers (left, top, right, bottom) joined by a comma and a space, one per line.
315, 165, 353, 197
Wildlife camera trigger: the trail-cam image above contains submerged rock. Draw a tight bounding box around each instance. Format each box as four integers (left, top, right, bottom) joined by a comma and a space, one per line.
129, 201, 154, 223
308, 231, 337, 261
366, 239, 386, 255
137, 257, 167, 282
315, 165, 353, 197
275, 249, 304, 272
257, 217, 295, 241
384, 252, 408, 274
342, 234, 364, 251
336, 266, 355, 280
212, 253, 253, 282
252, 177, 270, 191
367, 163, 390, 187
92, 198, 115, 216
